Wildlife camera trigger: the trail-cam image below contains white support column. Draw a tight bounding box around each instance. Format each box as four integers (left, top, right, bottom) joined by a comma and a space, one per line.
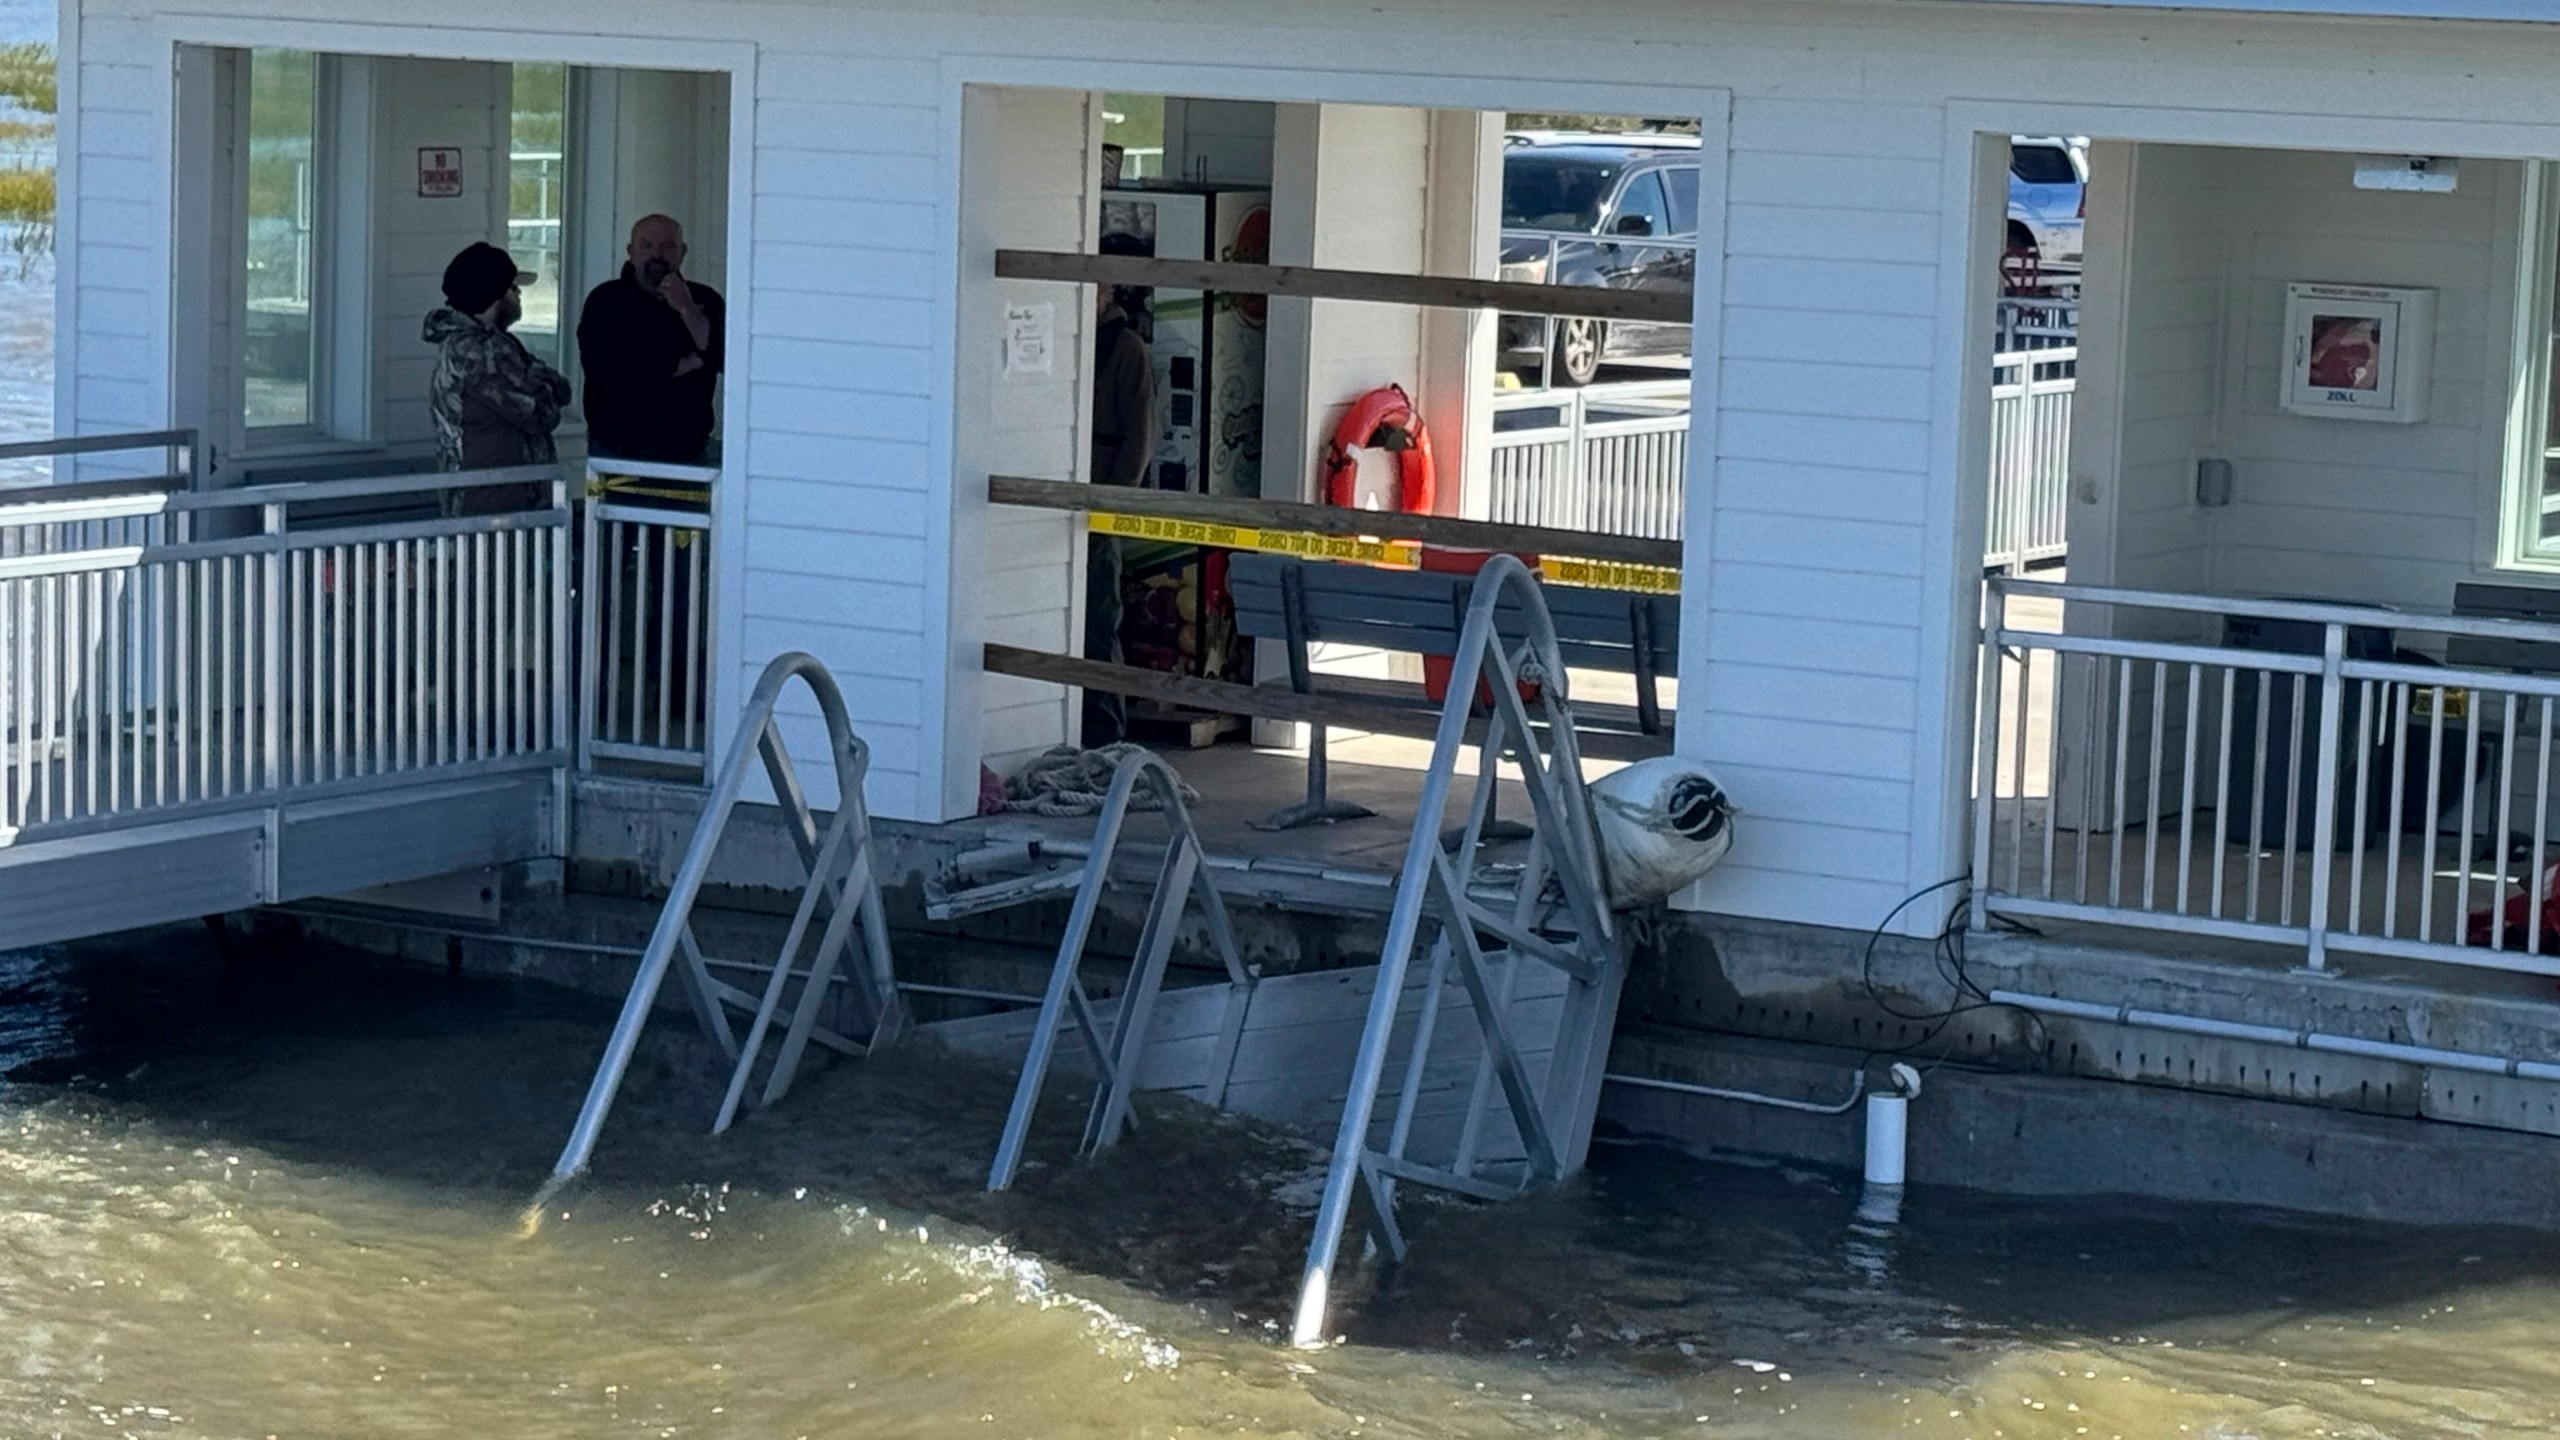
945, 86, 1106, 817
1258, 104, 1452, 739
1419, 110, 1503, 521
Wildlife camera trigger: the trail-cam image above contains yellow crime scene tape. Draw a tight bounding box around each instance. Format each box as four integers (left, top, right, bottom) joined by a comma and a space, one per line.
1087, 508, 1681, 595
1088, 510, 1419, 567
1540, 556, 1682, 595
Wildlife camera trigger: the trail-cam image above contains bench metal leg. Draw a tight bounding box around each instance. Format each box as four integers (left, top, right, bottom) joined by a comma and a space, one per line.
1256, 565, 1374, 831
1257, 720, 1377, 830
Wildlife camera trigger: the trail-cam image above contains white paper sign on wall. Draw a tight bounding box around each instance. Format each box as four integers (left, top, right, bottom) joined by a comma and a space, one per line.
417, 147, 464, 199
1004, 302, 1054, 376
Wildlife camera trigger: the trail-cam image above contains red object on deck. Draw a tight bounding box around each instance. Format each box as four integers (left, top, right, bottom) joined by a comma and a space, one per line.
1418, 546, 1543, 709
2467, 859, 2560, 954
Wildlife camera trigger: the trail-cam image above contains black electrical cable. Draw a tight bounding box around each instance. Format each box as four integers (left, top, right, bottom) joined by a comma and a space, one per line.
1855, 874, 2051, 1069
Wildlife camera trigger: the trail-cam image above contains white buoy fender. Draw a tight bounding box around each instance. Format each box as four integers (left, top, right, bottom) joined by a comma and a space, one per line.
1585, 756, 1735, 908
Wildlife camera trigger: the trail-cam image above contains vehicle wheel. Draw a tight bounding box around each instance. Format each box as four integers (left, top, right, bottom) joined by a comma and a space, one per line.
1552, 317, 1604, 387
2006, 221, 2037, 257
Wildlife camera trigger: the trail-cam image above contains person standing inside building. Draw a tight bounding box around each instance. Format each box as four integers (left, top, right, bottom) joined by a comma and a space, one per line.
1084, 246, 1156, 746
577, 214, 726, 463
423, 241, 570, 513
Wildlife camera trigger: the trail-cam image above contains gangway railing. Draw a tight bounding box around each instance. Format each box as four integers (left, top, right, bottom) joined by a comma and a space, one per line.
2, 466, 567, 841
986, 750, 1254, 1189
549, 651, 904, 1183
1289, 554, 1626, 1348
578, 458, 716, 778
0, 429, 202, 558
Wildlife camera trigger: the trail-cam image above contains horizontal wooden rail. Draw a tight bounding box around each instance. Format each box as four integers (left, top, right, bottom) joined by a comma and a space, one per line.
982, 644, 1670, 762
994, 249, 1694, 327
988, 474, 1683, 569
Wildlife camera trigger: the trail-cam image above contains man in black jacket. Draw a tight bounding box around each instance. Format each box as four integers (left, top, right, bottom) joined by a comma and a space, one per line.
576, 214, 725, 463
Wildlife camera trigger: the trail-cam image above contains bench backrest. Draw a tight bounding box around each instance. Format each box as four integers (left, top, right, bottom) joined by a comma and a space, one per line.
1227, 552, 1677, 676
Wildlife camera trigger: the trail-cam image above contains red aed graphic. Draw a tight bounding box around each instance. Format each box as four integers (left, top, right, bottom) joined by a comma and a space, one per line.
2306, 315, 2381, 392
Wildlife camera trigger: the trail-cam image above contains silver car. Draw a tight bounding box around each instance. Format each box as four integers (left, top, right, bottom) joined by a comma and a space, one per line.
1498, 134, 1699, 387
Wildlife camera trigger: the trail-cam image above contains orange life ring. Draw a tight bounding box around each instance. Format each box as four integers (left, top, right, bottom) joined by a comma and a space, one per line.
1321, 384, 1436, 514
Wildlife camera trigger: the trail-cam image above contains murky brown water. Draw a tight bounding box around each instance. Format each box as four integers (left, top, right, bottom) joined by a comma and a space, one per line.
7, 929, 2560, 1439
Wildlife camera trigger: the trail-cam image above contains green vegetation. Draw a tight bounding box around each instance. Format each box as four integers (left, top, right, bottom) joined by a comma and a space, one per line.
0, 43, 51, 267
0, 43, 55, 117
1102, 93, 1164, 179
245, 49, 313, 236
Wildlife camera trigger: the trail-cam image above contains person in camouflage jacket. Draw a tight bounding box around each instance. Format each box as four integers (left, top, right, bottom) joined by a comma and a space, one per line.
425, 242, 570, 513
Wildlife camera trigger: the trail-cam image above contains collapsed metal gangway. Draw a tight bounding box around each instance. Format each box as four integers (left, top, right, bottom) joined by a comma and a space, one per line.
548, 652, 906, 1184
544, 561, 1633, 1350
1286, 554, 1626, 1346
545, 654, 1259, 1188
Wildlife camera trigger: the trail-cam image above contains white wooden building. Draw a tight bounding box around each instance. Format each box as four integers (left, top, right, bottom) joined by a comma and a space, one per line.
49, 0, 2560, 963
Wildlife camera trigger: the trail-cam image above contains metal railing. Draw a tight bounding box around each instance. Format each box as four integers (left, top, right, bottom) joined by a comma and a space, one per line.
0, 430, 203, 557
579, 466, 714, 777
1, 466, 568, 839
1483, 381, 1688, 541
1974, 577, 2560, 978
1983, 347, 2075, 573
1994, 294, 2078, 350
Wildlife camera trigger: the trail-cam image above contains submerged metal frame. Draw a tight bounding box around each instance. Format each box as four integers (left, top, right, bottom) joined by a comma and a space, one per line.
987, 750, 1255, 1190
549, 651, 903, 1182
1289, 554, 1627, 1348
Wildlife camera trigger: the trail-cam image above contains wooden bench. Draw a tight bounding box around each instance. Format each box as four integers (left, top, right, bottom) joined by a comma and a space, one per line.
1226, 552, 1677, 829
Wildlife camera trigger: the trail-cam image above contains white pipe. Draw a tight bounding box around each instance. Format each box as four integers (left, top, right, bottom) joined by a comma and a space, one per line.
1989, 989, 2560, 1083
1602, 1069, 1867, 1115
1863, 1094, 1908, 1187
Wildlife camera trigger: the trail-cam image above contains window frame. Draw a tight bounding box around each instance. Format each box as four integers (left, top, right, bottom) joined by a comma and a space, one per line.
236, 50, 377, 457
507, 61, 576, 372
2499, 160, 2560, 572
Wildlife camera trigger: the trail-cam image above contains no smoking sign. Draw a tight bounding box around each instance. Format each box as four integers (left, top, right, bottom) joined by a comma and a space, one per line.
417, 147, 463, 198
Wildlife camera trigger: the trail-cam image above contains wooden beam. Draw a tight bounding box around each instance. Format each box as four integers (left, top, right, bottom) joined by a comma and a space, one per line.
982, 644, 1672, 762
995, 248, 1694, 327
987, 474, 1684, 569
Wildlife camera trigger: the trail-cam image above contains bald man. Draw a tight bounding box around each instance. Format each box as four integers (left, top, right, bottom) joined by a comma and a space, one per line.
577, 214, 726, 462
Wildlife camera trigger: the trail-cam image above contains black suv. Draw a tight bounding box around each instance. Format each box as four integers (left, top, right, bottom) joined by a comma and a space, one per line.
1499, 134, 1700, 386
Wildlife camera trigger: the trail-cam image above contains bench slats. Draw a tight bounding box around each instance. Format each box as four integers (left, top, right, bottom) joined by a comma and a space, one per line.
1227, 551, 1678, 674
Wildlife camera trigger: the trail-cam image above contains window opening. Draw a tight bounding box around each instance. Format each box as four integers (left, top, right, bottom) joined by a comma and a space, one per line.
244, 47, 317, 431
2501, 166, 2560, 567
510, 63, 569, 366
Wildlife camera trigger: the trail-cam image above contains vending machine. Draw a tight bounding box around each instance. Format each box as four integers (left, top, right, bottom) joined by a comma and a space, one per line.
1096, 185, 1271, 705
1097, 185, 1270, 498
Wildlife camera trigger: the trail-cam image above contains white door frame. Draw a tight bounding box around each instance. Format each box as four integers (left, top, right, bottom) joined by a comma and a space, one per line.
1931, 98, 2560, 923
137, 14, 758, 753
929, 52, 1734, 821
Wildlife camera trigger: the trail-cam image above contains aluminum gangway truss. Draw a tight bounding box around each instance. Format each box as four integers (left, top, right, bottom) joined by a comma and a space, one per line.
549, 651, 905, 1184
984, 750, 1255, 1191
1289, 554, 1628, 1348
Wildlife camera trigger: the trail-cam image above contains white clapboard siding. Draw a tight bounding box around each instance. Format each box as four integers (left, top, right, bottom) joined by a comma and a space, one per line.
60, 0, 2560, 933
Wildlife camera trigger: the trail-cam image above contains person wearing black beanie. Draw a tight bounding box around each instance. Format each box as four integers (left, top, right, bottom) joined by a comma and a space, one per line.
423, 241, 572, 513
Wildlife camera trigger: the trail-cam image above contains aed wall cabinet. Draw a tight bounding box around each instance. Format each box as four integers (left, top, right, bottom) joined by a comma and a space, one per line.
2280, 282, 2436, 424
